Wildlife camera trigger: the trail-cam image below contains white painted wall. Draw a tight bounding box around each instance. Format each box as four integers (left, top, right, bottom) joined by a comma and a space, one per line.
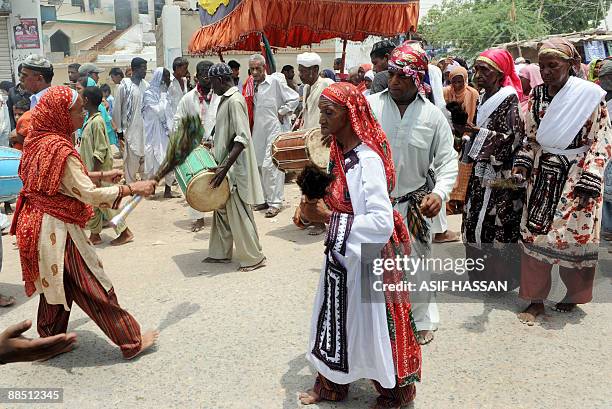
161, 5, 181, 70
9, 0, 44, 78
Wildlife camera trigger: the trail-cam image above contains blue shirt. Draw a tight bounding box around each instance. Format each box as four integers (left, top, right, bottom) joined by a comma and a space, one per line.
30, 87, 50, 109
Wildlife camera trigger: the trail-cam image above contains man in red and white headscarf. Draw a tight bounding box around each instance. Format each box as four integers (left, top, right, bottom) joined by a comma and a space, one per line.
368, 41, 458, 346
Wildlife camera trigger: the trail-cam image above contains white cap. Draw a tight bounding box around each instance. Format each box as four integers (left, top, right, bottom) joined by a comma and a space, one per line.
297, 52, 322, 68
365, 70, 375, 81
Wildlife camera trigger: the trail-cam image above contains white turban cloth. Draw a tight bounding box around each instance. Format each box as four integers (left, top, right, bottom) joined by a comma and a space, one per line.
297, 52, 322, 68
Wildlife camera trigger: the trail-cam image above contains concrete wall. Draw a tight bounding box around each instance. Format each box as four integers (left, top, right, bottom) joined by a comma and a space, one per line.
43, 22, 112, 56
9, 0, 44, 79
160, 4, 181, 70
56, 0, 115, 24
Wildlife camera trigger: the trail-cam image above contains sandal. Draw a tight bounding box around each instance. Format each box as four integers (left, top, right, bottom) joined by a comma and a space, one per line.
253, 203, 269, 211
239, 257, 267, 272
202, 257, 232, 264
265, 207, 281, 218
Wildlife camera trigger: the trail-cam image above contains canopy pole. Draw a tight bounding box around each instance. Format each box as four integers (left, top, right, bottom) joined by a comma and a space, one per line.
218, 51, 225, 63
341, 39, 348, 74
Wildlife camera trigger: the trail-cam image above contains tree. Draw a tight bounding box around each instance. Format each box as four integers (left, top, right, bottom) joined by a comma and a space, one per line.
539, 0, 612, 33
421, 0, 549, 58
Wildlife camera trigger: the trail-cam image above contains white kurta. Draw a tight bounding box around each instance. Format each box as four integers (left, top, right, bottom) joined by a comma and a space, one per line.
368, 91, 457, 202
368, 91, 457, 332
173, 88, 220, 141
302, 77, 335, 130
252, 74, 299, 165
307, 144, 398, 388
252, 74, 299, 207
168, 75, 187, 118
112, 78, 149, 157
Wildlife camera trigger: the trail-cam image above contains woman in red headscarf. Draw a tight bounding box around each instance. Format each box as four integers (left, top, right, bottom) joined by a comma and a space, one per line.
299, 83, 421, 408
451, 48, 525, 288
10, 86, 159, 359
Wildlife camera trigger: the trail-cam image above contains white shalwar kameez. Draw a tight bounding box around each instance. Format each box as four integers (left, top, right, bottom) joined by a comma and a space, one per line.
307, 144, 399, 388
368, 91, 458, 332
113, 77, 149, 183
252, 74, 299, 208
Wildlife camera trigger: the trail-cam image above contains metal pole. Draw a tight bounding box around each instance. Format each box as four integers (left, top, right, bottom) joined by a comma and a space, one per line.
341, 39, 348, 74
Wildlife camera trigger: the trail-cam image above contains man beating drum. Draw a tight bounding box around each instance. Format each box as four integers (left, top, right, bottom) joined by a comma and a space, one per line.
203, 63, 267, 272
294, 52, 334, 235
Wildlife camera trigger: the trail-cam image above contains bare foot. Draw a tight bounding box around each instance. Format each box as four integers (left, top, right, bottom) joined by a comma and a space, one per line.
416, 330, 434, 345
298, 389, 321, 405
126, 329, 159, 360
0, 294, 16, 307
239, 257, 267, 272
110, 228, 134, 246
308, 224, 326, 236
202, 257, 232, 264
89, 233, 103, 245
433, 230, 461, 243
518, 302, 545, 325
553, 300, 577, 313
191, 218, 205, 232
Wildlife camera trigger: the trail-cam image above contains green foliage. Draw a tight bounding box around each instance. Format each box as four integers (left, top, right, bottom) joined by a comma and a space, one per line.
541, 0, 612, 33
420, 0, 609, 59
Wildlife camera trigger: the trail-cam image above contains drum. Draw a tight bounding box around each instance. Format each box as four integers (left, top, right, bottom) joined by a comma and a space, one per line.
271, 128, 330, 172
0, 147, 23, 202
174, 146, 230, 212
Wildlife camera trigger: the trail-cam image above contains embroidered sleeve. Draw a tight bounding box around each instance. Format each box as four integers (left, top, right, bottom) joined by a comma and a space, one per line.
575, 102, 611, 198
472, 97, 524, 165
60, 156, 122, 209
325, 212, 354, 257
515, 98, 538, 171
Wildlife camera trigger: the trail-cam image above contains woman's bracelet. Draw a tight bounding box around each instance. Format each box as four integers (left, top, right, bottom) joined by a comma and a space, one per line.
127, 184, 134, 196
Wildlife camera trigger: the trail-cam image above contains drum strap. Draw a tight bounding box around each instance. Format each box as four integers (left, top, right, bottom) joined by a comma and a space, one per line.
291, 108, 304, 132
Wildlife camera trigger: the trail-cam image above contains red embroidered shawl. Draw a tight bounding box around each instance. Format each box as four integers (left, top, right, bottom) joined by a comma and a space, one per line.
10, 86, 93, 296
321, 82, 421, 383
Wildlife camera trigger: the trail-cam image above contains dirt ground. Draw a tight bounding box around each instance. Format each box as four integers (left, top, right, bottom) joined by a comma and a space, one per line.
0, 182, 610, 409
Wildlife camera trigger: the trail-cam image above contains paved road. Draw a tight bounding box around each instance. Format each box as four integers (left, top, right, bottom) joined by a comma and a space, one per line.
1, 183, 610, 408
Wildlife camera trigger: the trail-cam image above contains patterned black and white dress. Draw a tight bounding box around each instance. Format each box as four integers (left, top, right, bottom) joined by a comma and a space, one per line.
515, 84, 612, 267
462, 92, 525, 245
307, 144, 406, 389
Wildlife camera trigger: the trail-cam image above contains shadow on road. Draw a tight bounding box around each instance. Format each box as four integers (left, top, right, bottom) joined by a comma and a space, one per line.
172, 250, 239, 278
0, 282, 31, 316
158, 301, 201, 332
38, 329, 131, 371
266, 224, 326, 246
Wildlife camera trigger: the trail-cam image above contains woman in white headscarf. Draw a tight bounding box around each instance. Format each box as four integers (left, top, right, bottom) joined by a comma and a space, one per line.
142, 67, 176, 198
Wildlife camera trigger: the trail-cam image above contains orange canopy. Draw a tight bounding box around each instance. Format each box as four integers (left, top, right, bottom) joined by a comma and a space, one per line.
188, 0, 419, 54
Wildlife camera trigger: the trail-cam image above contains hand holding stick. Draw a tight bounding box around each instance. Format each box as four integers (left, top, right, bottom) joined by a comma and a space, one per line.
110, 116, 205, 228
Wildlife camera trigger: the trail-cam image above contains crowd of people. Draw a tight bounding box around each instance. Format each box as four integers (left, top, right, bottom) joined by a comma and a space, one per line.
0, 35, 610, 408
